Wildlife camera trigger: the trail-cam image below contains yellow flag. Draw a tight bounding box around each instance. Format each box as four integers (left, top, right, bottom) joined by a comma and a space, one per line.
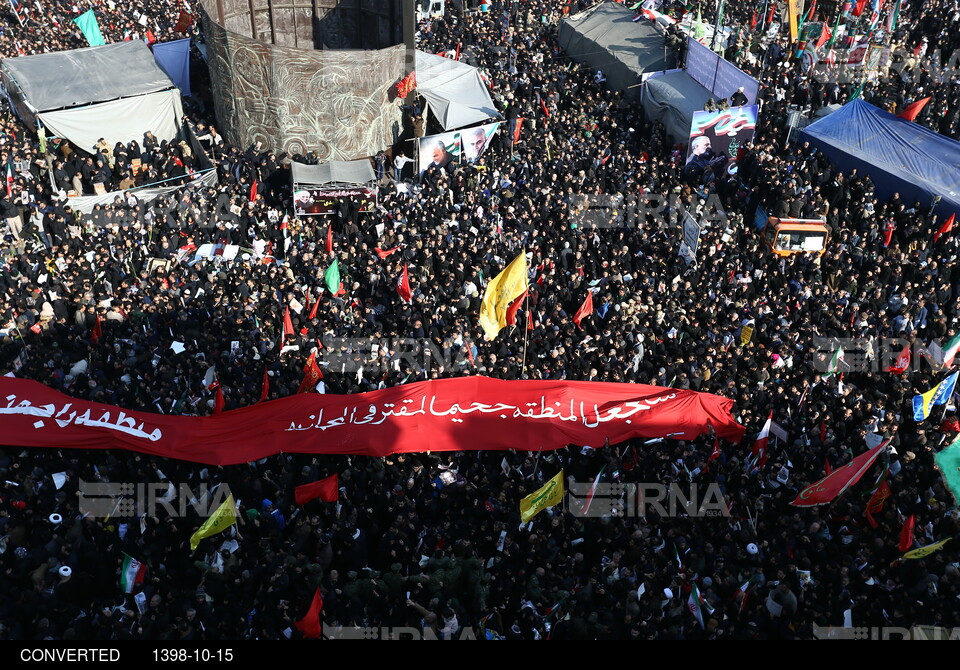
903, 537, 951, 559
479, 252, 528, 340
189, 494, 238, 550
519, 471, 564, 523
787, 0, 800, 42
740, 325, 753, 347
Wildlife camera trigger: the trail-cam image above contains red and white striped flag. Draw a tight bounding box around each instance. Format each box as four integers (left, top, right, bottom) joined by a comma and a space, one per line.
748, 411, 773, 473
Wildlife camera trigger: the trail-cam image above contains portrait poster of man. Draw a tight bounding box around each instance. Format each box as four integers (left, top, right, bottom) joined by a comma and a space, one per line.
684, 104, 758, 186
418, 131, 462, 174
461, 122, 501, 163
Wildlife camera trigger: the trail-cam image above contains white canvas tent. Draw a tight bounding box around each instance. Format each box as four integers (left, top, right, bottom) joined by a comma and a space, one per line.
415, 51, 500, 131
290, 159, 376, 186
1, 41, 184, 154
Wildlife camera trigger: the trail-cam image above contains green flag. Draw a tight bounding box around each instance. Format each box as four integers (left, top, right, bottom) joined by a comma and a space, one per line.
849, 81, 865, 101
73, 9, 106, 47
935, 435, 960, 504
325, 259, 340, 294
694, 8, 706, 38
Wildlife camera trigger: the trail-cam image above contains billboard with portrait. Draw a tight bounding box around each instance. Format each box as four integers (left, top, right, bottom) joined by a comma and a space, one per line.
418, 131, 462, 174
684, 104, 758, 184
293, 187, 377, 216
460, 121, 500, 164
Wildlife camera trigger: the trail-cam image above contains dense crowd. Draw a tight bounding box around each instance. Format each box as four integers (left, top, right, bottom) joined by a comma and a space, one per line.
0, 0, 959, 641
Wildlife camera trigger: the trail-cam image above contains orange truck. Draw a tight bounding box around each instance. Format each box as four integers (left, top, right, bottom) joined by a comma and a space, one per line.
754, 206, 829, 257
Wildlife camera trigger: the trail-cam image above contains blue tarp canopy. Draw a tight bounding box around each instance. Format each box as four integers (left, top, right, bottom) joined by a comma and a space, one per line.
799, 99, 960, 219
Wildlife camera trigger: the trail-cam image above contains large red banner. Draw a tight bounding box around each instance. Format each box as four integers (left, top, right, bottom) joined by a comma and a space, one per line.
0, 377, 744, 466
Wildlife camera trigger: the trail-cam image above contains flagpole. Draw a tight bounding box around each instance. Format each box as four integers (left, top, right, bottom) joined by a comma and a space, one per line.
520, 289, 530, 378
531, 444, 544, 480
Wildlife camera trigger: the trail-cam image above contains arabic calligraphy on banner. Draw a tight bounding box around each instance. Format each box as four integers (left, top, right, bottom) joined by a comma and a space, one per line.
0, 377, 744, 466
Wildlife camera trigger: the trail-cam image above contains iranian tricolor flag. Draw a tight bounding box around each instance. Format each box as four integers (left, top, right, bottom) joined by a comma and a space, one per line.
120, 553, 146, 593
687, 583, 705, 628
943, 332, 960, 368
825, 347, 845, 375
579, 464, 606, 516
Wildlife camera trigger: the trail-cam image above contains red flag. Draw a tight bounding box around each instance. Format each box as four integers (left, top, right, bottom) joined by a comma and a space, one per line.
294, 588, 324, 639
283, 307, 294, 337
91, 315, 103, 344
865, 479, 892, 528
397, 264, 413, 304
707, 437, 721, 471
30, 322, 41, 334
934, 213, 955, 243
455, 42, 461, 60
541, 99, 550, 117
886, 343, 911, 374
375, 246, 401, 259
824, 458, 832, 475
144, 29, 156, 44
174, 9, 194, 32
512, 118, 524, 144
792, 440, 889, 506
308, 297, 320, 320
767, 2, 776, 23
295, 474, 339, 505
750, 10, 757, 30
899, 514, 916, 552
280, 215, 289, 232
819, 419, 827, 443
505, 289, 528, 326
297, 351, 324, 394
852, 0, 867, 16
883, 222, 895, 247
211, 382, 225, 415
526, 309, 534, 332
806, 0, 817, 21
897, 96, 931, 122
941, 416, 960, 433
249, 179, 258, 203
573, 291, 594, 329
5, 164, 13, 199
396, 71, 417, 98
325, 225, 333, 255
259, 367, 270, 403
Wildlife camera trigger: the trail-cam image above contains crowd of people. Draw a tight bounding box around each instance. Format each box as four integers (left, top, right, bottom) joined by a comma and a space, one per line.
0, 0, 960, 641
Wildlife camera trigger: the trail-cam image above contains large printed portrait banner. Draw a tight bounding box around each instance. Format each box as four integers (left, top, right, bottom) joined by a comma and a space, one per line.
293, 187, 377, 216
0, 377, 745, 466
684, 104, 759, 183
461, 121, 501, 164
418, 131, 462, 174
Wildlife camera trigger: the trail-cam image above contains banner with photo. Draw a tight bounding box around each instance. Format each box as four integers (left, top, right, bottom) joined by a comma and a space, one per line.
418, 131, 462, 174
461, 121, 500, 164
684, 104, 758, 183
293, 187, 377, 217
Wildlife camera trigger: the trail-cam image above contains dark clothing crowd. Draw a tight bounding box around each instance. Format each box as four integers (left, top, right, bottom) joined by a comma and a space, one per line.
0, 0, 959, 642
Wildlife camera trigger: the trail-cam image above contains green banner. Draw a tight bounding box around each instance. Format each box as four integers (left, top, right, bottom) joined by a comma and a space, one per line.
73, 10, 106, 47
